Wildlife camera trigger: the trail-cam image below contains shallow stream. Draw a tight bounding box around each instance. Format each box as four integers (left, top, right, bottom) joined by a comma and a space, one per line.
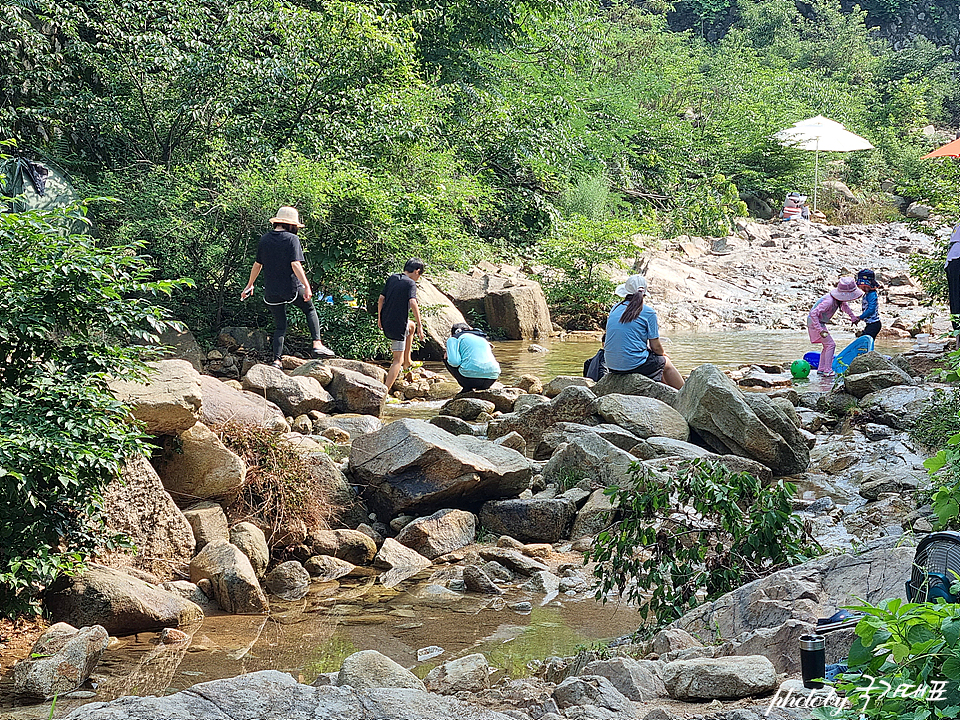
2, 330, 916, 718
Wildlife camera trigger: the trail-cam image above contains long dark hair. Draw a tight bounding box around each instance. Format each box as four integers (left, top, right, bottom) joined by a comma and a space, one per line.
618, 293, 645, 323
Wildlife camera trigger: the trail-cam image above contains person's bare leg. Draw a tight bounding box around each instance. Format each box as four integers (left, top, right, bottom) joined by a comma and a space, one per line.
662, 356, 684, 389
402, 321, 415, 372
385, 350, 405, 390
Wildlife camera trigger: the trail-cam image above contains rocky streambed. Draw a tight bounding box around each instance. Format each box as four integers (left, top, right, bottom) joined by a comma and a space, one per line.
7, 331, 952, 720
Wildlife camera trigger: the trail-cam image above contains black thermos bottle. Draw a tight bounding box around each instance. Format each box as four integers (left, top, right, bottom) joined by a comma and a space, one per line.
800, 634, 826, 689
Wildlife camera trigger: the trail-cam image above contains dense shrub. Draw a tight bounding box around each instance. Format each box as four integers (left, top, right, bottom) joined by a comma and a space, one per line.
586, 458, 816, 628
0, 201, 186, 617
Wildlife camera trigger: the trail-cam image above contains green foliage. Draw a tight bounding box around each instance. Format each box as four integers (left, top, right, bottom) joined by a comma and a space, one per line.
535, 215, 649, 319
0, 201, 187, 617
828, 598, 960, 720
585, 458, 816, 628
911, 390, 960, 452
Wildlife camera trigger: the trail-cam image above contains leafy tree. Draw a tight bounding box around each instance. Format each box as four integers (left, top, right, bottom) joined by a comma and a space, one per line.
586, 458, 815, 627
0, 200, 187, 616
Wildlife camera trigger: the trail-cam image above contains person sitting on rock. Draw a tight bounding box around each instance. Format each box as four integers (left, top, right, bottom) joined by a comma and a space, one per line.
780, 192, 811, 221
603, 275, 684, 389
444, 322, 501, 391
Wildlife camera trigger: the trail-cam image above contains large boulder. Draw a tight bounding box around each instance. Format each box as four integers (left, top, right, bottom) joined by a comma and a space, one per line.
45, 565, 203, 635
395, 509, 477, 560
595, 394, 689, 441
312, 529, 378, 565
542, 376, 594, 398
673, 364, 809, 475
592, 372, 679, 407
189, 541, 269, 614
541, 431, 637, 488
324, 366, 388, 417
860, 385, 935, 429
349, 419, 532, 518
581, 657, 665, 702
199, 375, 288, 431
416, 277, 468, 360
479, 498, 576, 543
312, 414, 383, 439
182, 501, 230, 551
844, 370, 912, 398
662, 655, 778, 700
423, 653, 490, 694
62, 671, 518, 720
303, 358, 387, 384
108, 359, 202, 435
264, 561, 311, 600
373, 538, 433, 588
151, 327, 205, 372
571, 488, 617, 539
483, 281, 553, 340
229, 522, 270, 578
487, 385, 598, 448
337, 650, 426, 691
673, 545, 913, 645
552, 675, 635, 717
241, 364, 336, 416
99, 454, 195, 580
156, 422, 246, 500
13, 623, 109, 700
538, 422, 641, 458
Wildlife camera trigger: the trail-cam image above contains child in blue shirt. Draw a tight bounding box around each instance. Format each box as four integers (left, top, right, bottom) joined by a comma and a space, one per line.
854, 269, 881, 339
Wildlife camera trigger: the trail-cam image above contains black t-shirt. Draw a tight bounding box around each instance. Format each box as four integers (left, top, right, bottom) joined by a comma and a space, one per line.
255, 230, 305, 301
380, 273, 417, 341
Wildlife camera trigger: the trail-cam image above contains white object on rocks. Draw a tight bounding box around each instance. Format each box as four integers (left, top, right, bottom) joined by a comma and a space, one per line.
417, 645, 444, 662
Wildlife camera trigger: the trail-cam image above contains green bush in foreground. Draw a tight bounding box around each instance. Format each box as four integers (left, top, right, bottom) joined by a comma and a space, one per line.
585, 458, 816, 628
824, 598, 960, 720
0, 200, 186, 617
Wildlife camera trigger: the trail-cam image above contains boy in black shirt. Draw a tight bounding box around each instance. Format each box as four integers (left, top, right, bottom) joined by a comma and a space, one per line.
241, 206, 335, 367
378, 258, 425, 389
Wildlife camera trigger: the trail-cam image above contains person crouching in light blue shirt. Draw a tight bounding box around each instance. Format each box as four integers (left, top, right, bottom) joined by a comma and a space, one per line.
604, 275, 684, 389
444, 323, 501, 391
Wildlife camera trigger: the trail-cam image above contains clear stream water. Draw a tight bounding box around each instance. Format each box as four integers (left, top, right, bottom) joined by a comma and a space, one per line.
1, 330, 916, 717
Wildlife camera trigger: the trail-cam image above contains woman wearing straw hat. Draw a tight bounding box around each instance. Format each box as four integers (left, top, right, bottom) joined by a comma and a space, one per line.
603, 274, 684, 389
241, 206, 335, 367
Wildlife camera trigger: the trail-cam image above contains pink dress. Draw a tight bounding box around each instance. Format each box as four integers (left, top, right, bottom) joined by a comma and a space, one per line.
807, 293, 858, 373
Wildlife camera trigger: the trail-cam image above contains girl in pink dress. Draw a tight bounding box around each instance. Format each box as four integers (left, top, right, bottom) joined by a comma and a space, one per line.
807, 277, 863, 376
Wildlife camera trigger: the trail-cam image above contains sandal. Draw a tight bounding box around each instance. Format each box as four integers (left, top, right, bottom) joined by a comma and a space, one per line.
815, 609, 863, 633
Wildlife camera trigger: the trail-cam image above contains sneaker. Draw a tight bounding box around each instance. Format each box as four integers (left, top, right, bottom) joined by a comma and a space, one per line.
313, 342, 336, 358
270, 359, 283, 369
818, 370, 836, 377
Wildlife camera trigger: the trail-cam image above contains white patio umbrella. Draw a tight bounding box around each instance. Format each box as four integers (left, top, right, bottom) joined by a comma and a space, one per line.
774, 115, 874, 214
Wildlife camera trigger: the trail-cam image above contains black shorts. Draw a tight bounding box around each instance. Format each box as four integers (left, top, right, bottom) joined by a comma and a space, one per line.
608, 354, 666, 382
862, 321, 881, 340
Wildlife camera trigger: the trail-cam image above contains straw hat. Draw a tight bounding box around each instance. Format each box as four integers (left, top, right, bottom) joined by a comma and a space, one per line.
270, 206, 305, 228
831, 276, 864, 302
615, 274, 648, 298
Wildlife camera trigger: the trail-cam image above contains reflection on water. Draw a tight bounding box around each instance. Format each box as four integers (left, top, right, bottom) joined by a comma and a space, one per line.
4, 568, 637, 717
401, 330, 912, 400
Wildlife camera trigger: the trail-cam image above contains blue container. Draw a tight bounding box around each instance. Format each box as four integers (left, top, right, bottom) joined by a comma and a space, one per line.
803, 351, 821, 367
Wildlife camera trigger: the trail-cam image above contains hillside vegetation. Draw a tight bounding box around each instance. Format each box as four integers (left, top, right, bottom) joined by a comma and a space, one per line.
3, 0, 959, 348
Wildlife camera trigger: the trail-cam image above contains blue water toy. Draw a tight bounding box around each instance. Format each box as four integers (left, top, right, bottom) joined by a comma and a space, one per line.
833, 335, 875, 374
790, 359, 811, 379
803, 351, 821, 367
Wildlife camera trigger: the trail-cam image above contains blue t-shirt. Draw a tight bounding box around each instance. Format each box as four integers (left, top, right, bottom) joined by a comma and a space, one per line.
604, 301, 660, 372
446, 333, 501, 379
859, 290, 879, 324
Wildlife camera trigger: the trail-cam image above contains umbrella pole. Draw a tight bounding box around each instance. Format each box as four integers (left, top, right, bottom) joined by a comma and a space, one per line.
813, 142, 820, 215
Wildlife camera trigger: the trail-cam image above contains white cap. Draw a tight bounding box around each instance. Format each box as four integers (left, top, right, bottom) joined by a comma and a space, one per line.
615, 274, 648, 298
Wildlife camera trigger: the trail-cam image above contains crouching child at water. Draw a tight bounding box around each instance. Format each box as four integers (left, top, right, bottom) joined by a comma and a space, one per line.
807, 277, 863, 377
854, 268, 882, 339
444, 323, 501, 391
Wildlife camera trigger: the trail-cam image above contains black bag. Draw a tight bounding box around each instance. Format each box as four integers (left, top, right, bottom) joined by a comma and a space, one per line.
583, 348, 606, 382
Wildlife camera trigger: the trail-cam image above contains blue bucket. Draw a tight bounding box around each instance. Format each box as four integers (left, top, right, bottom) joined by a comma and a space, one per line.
803, 351, 821, 367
